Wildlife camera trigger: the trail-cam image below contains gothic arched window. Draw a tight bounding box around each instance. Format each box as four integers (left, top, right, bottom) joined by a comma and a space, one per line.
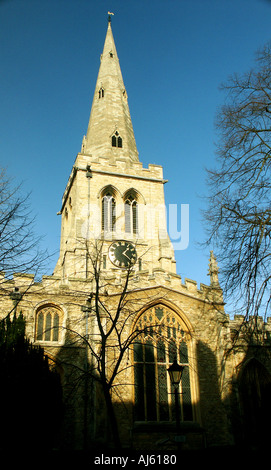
98, 87, 104, 99
125, 195, 138, 234
102, 192, 116, 232
36, 305, 63, 343
112, 131, 122, 148
133, 305, 193, 422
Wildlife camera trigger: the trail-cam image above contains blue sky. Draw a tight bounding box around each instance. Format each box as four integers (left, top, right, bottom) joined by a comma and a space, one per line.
1, 0, 271, 315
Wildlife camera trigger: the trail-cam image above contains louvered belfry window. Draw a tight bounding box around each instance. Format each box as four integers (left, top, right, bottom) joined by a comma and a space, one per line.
102, 192, 116, 232
125, 195, 138, 234
133, 305, 193, 422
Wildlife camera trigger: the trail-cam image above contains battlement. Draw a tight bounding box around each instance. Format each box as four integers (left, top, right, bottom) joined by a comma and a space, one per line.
5, 271, 271, 338
76, 153, 165, 181
1, 267, 224, 307
230, 313, 271, 328
59, 153, 166, 215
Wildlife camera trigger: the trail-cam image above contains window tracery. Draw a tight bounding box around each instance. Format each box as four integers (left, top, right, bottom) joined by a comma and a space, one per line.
36, 305, 63, 343
133, 305, 193, 422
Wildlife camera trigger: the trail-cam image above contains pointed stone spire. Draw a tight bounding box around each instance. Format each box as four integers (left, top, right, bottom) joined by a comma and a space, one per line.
81, 17, 139, 162
208, 250, 220, 288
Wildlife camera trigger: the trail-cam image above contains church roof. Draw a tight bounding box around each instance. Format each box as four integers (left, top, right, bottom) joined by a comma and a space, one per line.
82, 17, 139, 162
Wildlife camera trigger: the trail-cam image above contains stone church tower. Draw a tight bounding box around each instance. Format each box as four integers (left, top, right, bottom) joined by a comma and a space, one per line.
54, 17, 176, 282
2, 17, 271, 452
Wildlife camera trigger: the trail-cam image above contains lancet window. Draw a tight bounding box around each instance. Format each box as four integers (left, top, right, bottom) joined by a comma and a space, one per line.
102, 192, 116, 232
98, 87, 104, 98
133, 305, 193, 423
112, 131, 122, 148
125, 195, 138, 234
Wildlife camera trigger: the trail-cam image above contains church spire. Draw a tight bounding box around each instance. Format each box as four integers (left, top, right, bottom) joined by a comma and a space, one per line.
81, 17, 139, 162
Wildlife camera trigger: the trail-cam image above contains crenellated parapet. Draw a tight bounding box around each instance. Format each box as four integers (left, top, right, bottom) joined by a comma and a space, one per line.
0, 263, 226, 312
227, 312, 271, 345
62, 154, 165, 211
0, 248, 227, 310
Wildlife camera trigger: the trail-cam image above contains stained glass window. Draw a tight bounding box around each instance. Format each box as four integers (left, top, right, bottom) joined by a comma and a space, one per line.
37, 312, 44, 341
45, 313, 51, 341
133, 305, 193, 423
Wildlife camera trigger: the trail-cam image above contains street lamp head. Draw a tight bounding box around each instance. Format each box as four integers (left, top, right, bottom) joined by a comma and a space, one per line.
167, 359, 185, 387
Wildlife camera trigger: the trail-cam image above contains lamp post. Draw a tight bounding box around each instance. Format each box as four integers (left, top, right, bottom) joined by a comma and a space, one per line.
167, 359, 185, 432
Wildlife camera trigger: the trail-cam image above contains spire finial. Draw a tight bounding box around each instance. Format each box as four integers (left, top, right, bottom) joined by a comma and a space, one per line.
208, 250, 220, 288
108, 11, 114, 23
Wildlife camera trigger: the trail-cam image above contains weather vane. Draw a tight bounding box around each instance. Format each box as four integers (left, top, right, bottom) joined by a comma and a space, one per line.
108, 11, 114, 22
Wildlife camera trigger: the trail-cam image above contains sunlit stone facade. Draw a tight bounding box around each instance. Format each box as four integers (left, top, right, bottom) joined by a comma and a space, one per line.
1, 18, 271, 451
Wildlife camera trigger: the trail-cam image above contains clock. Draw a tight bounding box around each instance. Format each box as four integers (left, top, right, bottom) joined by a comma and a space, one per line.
108, 241, 137, 268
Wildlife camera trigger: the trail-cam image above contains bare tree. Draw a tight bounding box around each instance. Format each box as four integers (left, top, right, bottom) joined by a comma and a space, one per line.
204, 41, 271, 320
60, 239, 167, 449
0, 168, 48, 315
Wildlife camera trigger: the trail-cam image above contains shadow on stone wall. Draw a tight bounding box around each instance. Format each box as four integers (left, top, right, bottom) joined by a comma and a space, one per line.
195, 340, 231, 448
228, 346, 271, 451
54, 336, 230, 451
52, 331, 271, 453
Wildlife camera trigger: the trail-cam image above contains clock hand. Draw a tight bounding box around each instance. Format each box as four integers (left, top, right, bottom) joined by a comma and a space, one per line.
122, 248, 130, 259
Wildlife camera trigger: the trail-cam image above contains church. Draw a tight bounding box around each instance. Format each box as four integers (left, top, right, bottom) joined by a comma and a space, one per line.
2, 16, 271, 452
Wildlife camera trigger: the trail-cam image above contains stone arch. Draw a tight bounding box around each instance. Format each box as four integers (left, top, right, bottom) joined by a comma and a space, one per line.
131, 300, 195, 423
34, 302, 66, 345
98, 184, 121, 201
123, 188, 146, 205
132, 298, 193, 335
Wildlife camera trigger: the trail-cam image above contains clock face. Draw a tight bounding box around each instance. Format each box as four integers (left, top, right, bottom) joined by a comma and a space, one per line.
109, 241, 137, 268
